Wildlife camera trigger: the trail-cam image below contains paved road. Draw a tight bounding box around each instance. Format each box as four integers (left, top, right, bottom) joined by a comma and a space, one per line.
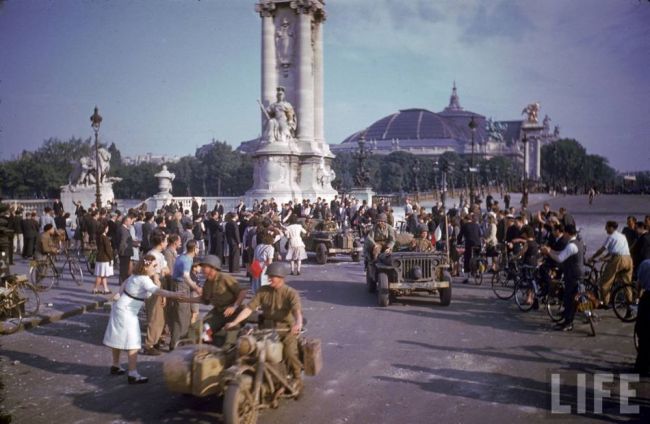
2, 259, 648, 423
1, 194, 649, 423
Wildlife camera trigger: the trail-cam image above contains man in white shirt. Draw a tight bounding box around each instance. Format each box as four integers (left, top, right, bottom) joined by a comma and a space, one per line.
589, 221, 633, 308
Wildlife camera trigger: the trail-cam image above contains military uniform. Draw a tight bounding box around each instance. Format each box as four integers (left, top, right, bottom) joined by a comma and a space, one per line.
246, 284, 302, 378
411, 237, 433, 252
201, 272, 242, 346
365, 224, 396, 259
316, 219, 337, 232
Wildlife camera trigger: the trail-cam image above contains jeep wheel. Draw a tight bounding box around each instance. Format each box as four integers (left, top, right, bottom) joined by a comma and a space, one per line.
439, 271, 452, 306
377, 273, 390, 307
315, 243, 328, 265
366, 271, 377, 293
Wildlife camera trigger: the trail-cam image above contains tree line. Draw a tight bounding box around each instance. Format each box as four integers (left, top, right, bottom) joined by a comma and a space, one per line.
0, 136, 642, 200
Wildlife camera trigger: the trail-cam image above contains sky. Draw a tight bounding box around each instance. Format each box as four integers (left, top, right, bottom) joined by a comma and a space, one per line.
0, 0, 649, 171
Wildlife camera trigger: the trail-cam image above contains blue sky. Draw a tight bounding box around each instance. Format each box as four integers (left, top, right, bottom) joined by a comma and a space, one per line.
0, 0, 648, 171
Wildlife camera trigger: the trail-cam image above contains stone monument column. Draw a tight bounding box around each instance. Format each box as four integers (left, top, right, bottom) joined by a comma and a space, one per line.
246, 0, 336, 205
313, 12, 325, 145
295, 3, 315, 146
259, 2, 277, 127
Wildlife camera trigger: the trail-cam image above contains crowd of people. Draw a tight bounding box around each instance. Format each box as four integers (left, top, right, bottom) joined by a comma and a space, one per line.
1, 190, 648, 381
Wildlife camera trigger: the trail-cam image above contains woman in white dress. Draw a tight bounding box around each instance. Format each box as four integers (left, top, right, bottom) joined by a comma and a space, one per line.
103, 254, 184, 384
285, 215, 307, 275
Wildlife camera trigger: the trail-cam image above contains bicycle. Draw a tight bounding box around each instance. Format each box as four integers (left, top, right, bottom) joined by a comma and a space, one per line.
75, 246, 97, 276
29, 247, 84, 291
514, 265, 544, 312
575, 279, 599, 337
584, 260, 638, 323
491, 253, 521, 300
468, 245, 488, 286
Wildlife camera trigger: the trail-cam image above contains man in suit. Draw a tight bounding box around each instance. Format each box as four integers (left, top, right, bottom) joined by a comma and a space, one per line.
225, 213, 241, 273
115, 214, 135, 283
458, 214, 482, 284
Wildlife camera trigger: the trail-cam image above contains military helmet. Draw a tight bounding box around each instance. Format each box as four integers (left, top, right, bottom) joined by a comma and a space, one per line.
415, 224, 428, 236
376, 213, 388, 223
199, 255, 222, 271
266, 262, 289, 278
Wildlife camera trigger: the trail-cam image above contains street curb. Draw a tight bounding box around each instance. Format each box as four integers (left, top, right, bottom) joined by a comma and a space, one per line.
0, 298, 109, 335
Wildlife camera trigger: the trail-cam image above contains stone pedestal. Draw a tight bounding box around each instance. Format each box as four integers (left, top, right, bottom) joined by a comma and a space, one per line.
349, 187, 375, 207
521, 122, 544, 181
60, 183, 115, 212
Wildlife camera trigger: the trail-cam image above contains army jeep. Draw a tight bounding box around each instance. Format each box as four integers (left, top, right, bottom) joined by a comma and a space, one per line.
304, 229, 363, 265
366, 250, 452, 307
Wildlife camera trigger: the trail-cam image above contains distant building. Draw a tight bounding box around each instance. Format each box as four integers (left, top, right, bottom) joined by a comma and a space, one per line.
122, 153, 181, 166
331, 83, 559, 179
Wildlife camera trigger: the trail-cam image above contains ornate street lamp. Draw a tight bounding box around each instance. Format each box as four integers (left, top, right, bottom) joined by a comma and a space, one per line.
90, 106, 103, 208
413, 162, 420, 201
521, 133, 529, 207
468, 115, 478, 207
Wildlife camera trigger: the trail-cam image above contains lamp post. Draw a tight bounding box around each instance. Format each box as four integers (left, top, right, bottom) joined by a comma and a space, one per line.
468, 116, 477, 208
90, 106, 103, 208
521, 133, 529, 207
413, 162, 420, 202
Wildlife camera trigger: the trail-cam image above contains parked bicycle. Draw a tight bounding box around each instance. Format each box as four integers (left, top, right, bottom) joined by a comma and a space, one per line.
468, 245, 488, 286
29, 247, 84, 291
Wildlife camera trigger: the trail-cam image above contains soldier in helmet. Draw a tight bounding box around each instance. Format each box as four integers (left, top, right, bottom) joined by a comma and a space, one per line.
315, 212, 337, 232
225, 262, 304, 391
410, 224, 433, 252
185, 254, 247, 347
365, 213, 396, 260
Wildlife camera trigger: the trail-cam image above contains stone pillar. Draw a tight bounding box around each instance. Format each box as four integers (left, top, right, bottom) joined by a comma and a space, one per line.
313, 14, 325, 145
259, 4, 277, 128
296, 6, 314, 144
534, 138, 541, 180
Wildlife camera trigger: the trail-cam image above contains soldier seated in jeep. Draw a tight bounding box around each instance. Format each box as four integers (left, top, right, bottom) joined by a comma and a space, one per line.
315, 213, 337, 232
365, 213, 396, 260
410, 224, 433, 253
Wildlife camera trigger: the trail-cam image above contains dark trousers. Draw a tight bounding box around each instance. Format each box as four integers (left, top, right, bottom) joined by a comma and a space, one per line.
635, 291, 650, 374
463, 244, 477, 273
118, 256, 131, 283
562, 278, 579, 324
228, 244, 240, 273
204, 307, 240, 348
23, 235, 36, 258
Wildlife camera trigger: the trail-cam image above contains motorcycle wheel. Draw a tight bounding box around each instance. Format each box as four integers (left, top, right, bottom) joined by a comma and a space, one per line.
223, 376, 258, 424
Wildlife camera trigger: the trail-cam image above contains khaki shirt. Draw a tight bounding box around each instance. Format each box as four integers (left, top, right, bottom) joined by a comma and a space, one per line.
316, 220, 337, 232
366, 225, 396, 251
246, 284, 301, 328
411, 238, 433, 252
201, 273, 241, 312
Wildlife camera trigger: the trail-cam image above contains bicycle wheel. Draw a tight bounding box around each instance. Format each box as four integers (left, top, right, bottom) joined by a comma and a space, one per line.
68, 259, 84, 286
29, 263, 57, 291
545, 287, 565, 322
1, 298, 23, 334
16, 282, 40, 316
472, 260, 485, 286
514, 280, 536, 312
491, 270, 516, 300
612, 284, 638, 323
587, 314, 596, 337
86, 251, 96, 275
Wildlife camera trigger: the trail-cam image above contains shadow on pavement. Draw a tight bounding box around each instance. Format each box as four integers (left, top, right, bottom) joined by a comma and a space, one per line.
376, 364, 648, 422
